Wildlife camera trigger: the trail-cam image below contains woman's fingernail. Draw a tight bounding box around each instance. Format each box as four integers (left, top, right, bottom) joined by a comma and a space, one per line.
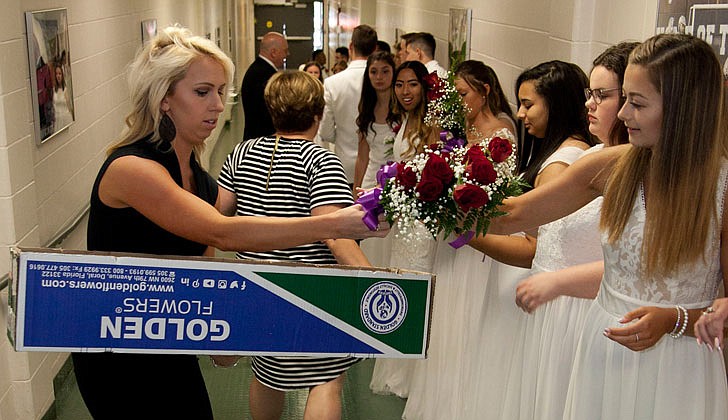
603, 328, 610, 336
697, 337, 703, 346
715, 337, 722, 352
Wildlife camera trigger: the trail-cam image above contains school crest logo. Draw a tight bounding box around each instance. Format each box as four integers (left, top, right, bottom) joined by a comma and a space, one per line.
360, 281, 407, 334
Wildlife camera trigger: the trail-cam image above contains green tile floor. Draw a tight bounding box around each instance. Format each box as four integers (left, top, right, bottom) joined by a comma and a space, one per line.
53, 357, 407, 420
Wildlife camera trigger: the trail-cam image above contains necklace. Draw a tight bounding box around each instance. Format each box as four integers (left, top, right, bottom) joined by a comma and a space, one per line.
265, 135, 281, 191
467, 126, 487, 146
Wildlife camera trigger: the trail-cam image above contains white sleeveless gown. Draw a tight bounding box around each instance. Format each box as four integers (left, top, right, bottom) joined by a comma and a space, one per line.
563, 162, 728, 419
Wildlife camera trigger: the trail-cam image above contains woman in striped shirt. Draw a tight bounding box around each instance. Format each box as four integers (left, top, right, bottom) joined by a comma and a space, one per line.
217, 70, 370, 420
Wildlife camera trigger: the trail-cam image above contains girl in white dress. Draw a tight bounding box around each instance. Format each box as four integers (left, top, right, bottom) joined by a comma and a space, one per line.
402, 60, 520, 420
355, 52, 397, 269
502, 43, 638, 420
369, 60, 438, 398
464, 60, 594, 420
490, 33, 728, 420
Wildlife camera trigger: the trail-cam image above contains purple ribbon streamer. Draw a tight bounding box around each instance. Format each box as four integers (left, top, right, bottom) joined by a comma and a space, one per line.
448, 230, 475, 249
356, 187, 383, 231
376, 161, 399, 188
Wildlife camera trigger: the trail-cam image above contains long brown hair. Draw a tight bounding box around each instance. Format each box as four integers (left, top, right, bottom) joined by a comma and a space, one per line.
601, 34, 728, 278
391, 60, 435, 159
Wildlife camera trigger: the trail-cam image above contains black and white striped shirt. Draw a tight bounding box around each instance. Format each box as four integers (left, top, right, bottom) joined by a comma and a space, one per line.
217, 136, 354, 263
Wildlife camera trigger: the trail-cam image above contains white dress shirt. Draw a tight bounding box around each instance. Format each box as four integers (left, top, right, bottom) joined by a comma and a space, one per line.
425, 60, 448, 78
318, 59, 367, 183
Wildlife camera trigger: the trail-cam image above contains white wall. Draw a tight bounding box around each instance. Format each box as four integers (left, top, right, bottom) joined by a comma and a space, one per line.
375, 0, 658, 105
0, 1, 235, 418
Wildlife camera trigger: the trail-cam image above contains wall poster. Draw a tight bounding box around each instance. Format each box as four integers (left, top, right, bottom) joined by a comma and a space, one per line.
25, 8, 75, 144
141, 18, 158, 44
448, 8, 472, 69
656, 1, 728, 82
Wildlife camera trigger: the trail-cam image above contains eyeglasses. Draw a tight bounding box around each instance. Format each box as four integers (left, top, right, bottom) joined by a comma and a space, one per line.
584, 87, 620, 104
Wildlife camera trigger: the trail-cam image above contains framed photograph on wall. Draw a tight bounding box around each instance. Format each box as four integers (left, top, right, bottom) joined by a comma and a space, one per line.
25, 8, 75, 144
448, 8, 472, 69
141, 18, 157, 44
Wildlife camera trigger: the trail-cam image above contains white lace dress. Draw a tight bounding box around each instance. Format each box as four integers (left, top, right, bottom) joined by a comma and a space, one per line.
369, 114, 437, 398
563, 163, 728, 420
402, 128, 514, 419
467, 145, 592, 420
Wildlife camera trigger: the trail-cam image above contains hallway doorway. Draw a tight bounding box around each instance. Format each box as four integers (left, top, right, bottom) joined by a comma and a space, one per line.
253, 0, 323, 70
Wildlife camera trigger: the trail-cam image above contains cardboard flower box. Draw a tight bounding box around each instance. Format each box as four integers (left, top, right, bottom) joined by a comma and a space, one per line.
8, 248, 433, 358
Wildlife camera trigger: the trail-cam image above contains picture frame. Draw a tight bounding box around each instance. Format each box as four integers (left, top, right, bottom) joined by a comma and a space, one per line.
448, 8, 472, 69
25, 8, 75, 144
141, 18, 157, 44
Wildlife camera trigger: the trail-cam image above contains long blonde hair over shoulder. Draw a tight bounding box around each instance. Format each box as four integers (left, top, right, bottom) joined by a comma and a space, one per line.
109, 25, 234, 158
600, 34, 728, 278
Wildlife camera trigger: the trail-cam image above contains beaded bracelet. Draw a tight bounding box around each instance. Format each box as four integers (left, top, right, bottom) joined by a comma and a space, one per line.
669, 305, 689, 339
668, 306, 682, 336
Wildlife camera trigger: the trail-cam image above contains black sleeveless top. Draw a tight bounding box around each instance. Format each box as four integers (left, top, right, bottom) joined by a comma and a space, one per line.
87, 136, 218, 256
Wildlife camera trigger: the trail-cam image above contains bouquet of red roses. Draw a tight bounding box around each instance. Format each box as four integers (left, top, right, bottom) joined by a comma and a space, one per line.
356, 71, 526, 247
377, 132, 525, 246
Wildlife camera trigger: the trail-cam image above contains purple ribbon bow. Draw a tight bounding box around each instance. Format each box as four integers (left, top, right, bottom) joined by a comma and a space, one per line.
357, 187, 383, 231
440, 131, 466, 153
356, 162, 400, 231
448, 230, 475, 249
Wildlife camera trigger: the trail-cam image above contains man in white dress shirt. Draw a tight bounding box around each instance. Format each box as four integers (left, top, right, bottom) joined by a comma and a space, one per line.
403, 32, 447, 77
318, 24, 378, 186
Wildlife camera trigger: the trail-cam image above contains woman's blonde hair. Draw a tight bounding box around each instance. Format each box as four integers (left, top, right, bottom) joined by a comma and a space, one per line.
601, 34, 728, 278
108, 25, 234, 157
264, 70, 324, 132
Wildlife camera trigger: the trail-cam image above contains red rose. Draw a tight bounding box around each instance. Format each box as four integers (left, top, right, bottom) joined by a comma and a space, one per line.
396, 165, 418, 190
392, 123, 402, 134
465, 146, 486, 163
423, 154, 454, 184
466, 159, 497, 185
424, 72, 445, 101
453, 184, 489, 212
423, 72, 442, 90
416, 175, 444, 201
488, 137, 513, 163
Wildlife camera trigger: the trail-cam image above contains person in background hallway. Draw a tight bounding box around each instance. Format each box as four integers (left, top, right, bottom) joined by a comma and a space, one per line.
331, 60, 348, 74
489, 33, 728, 420
241, 31, 288, 141
394, 33, 413, 68
299, 49, 329, 79
354, 51, 396, 268
303, 61, 324, 82
313, 48, 329, 78
335, 46, 349, 63
319, 24, 378, 187
402, 32, 447, 77
218, 70, 370, 420
72, 25, 388, 420
376, 40, 391, 54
